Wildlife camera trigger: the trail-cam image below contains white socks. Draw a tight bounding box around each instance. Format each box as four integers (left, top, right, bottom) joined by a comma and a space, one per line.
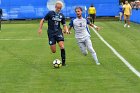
91, 52, 100, 65
124, 24, 130, 28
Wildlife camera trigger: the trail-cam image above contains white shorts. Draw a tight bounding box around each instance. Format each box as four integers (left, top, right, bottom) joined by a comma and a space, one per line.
76, 36, 96, 55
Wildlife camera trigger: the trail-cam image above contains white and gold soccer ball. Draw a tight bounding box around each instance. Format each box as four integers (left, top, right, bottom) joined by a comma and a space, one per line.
53, 59, 62, 68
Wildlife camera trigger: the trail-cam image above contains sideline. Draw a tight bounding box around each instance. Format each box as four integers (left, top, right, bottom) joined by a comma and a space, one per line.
91, 27, 140, 78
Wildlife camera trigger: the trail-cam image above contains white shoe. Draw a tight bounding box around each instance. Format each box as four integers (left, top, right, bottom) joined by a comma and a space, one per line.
128, 25, 130, 28
124, 24, 127, 27
96, 62, 100, 65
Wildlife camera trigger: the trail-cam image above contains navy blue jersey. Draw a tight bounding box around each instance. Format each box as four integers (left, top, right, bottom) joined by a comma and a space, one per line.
44, 11, 66, 35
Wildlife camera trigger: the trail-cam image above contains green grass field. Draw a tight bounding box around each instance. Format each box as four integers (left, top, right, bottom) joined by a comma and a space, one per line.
0, 21, 140, 93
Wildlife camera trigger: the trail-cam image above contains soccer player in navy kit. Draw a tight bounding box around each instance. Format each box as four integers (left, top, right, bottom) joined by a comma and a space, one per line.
38, 1, 69, 66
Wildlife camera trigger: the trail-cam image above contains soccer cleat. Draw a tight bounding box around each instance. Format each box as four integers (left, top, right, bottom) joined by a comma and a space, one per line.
96, 62, 100, 65
62, 63, 66, 66
127, 25, 130, 28
124, 24, 127, 27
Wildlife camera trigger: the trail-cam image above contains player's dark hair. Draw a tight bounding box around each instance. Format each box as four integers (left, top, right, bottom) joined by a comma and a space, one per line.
75, 7, 83, 12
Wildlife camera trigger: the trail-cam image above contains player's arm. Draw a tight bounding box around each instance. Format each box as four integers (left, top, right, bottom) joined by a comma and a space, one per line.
61, 15, 70, 34
38, 12, 49, 36
87, 19, 101, 31
38, 19, 45, 35
67, 19, 73, 33
63, 24, 70, 34
89, 23, 101, 31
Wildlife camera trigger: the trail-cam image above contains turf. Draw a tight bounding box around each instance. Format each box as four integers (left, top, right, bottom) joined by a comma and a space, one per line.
0, 21, 140, 93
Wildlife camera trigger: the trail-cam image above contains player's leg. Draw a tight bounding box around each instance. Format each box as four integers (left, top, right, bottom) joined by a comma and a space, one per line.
58, 41, 66, 66
78, 41, 88, 56
124, 14, 127, 27
121, 13, 123, 21
92, 14, 95, 24
127, 15, 130, 27
85, 37, 100, 65
89, 14, 93, 23
56, 33, 66, 66
119, 12, 123, 21
49, 36, 57, 53
50, 44, 56, 53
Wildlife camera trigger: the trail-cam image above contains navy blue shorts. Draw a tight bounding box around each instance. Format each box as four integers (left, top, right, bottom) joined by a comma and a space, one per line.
48, 32, 64, 45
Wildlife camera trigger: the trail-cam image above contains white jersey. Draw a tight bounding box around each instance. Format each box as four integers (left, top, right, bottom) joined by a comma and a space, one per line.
69, 17, 90, 39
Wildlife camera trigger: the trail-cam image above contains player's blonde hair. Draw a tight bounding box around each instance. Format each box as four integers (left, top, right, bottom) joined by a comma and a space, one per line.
56, 1, 63, 7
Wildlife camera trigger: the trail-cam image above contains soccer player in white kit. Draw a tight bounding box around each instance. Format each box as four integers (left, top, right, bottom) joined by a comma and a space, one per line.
68, 7, 100, 65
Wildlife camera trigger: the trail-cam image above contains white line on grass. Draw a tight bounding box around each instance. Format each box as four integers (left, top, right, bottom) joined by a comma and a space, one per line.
91, 27, 140, 78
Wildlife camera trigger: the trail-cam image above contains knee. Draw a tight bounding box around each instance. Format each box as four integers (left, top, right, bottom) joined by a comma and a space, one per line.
51, 50, 56, 53
58, 41, 64, 49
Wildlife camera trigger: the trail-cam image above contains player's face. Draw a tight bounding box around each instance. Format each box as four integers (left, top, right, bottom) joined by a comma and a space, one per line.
55, 3, 62, 12
125, 1, 128, 4
75, 9, 82, 18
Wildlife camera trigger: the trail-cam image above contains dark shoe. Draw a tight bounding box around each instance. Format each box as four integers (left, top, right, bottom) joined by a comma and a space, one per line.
62, 63, 66, 66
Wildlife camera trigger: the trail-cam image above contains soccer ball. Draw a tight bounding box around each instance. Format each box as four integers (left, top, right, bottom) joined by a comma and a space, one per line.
53, 59, 62, 68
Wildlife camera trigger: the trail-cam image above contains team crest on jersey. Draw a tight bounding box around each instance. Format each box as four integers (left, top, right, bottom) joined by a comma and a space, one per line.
60, 15, 62, 18
49, 41, 52, 44
52, 17, 62, 21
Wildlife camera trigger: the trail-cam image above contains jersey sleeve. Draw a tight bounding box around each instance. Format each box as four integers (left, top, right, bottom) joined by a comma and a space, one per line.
61, 14, 66, 25
44, 11, 50, 20
69, 19, 73, 27
86, 19, 90, 24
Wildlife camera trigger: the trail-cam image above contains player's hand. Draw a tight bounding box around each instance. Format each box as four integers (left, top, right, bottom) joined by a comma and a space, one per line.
66, 31, 71, 34
96, 27, 100, 31
96, 27, 102, 31
38, 29, 42, 36
63, 30, 71, 34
